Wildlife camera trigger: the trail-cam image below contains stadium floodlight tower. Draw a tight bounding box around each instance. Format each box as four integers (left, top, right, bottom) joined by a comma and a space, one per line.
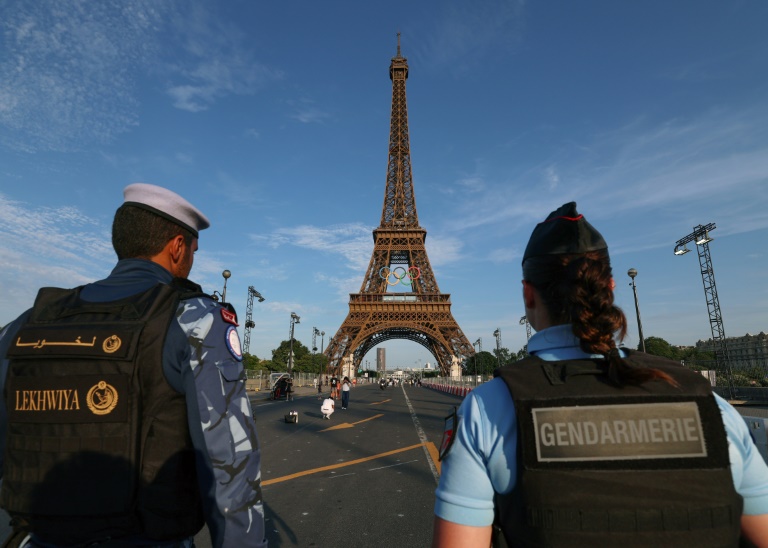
288, 312, 300, 377
242, 286, 265, 356
674, 222, 735, 399
493, 328, 502, 368
519, 316, 531, 342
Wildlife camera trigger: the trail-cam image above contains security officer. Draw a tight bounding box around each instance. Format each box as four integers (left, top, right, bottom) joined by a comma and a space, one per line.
433, 203, 768, 547
0, 183, 267, 547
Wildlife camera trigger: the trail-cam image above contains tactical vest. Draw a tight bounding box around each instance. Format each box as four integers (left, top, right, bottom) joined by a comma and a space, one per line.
1, 282, 205, 545
493, 352, 742, 548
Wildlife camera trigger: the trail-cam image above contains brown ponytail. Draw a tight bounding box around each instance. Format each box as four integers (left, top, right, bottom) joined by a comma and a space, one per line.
523, 251, 677, 387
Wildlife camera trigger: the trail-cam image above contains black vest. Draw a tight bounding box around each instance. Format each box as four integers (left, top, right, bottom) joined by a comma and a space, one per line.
493, 352, 742, 548
1, 282, 205, 545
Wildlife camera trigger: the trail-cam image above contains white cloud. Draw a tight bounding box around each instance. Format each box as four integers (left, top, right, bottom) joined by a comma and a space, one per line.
413, 0, 527, 73
0, 193, 115, 325
163, 5, 283, 112
447, 105, 768, 244
0, 0, 167, 152
290, 108, 331, 124
272, 224, 373, 272
0, 1, 283, 150
544, 165, 559, 189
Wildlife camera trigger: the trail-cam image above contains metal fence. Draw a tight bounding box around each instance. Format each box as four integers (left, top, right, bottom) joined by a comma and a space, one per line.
244, 370, 323, 391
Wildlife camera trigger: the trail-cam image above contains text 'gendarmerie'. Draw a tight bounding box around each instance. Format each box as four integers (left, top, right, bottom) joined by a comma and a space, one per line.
532, 401, 706, 462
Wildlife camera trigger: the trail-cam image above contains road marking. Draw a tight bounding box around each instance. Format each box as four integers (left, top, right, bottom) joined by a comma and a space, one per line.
320, 413, 383, 432
368, 459, 418, 471
370, 399, 391, 405
402, 384, 441, 483
425, 441, 441, 476
262, 442, 426, 486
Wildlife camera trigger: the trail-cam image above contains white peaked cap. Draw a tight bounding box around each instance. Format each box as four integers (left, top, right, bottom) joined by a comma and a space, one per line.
122, 183, 210, 237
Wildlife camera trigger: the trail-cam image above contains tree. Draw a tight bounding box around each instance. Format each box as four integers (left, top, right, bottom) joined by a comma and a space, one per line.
492, 347, 514, 366
463, 351, 497, 377
242, 353, 260, 371
271, 339, 310, 372
643, 337, 678, 360
677, 347, 715, 371
512, 347, 528, 362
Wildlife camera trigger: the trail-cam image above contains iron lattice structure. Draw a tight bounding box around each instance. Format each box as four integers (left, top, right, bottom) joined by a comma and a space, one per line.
325, 37, 474, 377
675, 223, 735, 398
242, 286, 264, 356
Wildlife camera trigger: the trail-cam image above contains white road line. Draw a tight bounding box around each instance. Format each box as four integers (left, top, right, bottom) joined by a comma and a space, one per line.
368, 459, 418, 472
402, 384, 440, 484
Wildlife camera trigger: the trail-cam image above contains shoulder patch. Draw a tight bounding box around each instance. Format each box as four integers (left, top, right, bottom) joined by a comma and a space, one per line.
225, 325, 243, 361
439, 406, 458, 461
221, 308, 238, 326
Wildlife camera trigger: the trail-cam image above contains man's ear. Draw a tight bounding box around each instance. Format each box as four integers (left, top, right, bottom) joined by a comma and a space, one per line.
522, 280, 537, 310
167, 235, 186, 265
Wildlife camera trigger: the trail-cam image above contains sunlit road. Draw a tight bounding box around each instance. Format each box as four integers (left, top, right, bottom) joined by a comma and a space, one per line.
0, 383, 462, 547
242, 383, 456, 548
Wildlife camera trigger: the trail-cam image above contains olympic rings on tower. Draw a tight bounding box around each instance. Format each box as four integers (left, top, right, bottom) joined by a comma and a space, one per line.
379, 266, 421, 286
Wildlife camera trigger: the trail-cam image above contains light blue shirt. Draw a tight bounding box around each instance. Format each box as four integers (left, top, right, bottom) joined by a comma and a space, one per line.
434, 325, 768, 526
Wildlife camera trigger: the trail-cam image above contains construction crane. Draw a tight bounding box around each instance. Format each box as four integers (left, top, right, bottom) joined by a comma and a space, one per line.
242, 286, 265, 356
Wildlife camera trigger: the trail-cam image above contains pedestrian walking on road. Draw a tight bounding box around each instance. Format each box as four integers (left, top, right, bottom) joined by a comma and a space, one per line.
320, 397, 335, 420
0, 183, 267, 548
341, 377, 352, 409
330, 375, 339, 400
341, 377, 351, 409
433, 202, 768, 548
285, 376, 294, 401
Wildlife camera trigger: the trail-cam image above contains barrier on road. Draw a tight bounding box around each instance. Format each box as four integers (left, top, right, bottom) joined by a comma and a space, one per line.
422, 381, 473, 399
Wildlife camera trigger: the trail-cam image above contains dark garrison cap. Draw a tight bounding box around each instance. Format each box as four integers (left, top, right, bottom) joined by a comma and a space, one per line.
122, 183, 210, 238
522, 202, 607, 264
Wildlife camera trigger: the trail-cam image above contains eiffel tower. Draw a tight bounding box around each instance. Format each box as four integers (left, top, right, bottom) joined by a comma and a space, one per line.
325, 36, 474, 377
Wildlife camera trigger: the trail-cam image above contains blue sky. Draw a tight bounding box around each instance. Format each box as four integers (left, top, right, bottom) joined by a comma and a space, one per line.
2, 0, 767, 369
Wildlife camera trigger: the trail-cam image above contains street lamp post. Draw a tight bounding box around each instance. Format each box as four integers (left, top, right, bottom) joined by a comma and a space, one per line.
473, 338, 482, 386
493, 328, 502, 369
313, 327, 324, 385
288, 312, 300, 377
627, 268, 646, 353
221, 270, 231, 303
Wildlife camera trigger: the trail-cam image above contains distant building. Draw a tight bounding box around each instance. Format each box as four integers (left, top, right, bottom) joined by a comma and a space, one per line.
376, 347, 386, 373
696, 332, 768, 369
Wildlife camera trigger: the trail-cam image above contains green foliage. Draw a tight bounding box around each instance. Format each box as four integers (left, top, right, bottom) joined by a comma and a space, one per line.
725, 366, 768, 388
493, 347, 515, 366
242, 353, 260, 371
259, 360, 282, 372
641, 337, 715, 371
269, 339, 328, 374
463, 351, 498, 376
511, 347, 528, 361
643, 337, 677, 359
640, 336, 768, 388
